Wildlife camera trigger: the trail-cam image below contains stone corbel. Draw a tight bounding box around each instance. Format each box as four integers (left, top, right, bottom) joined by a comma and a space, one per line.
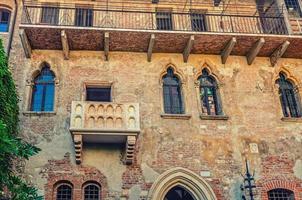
73, 134, 82, 164
124, 136, 136, 165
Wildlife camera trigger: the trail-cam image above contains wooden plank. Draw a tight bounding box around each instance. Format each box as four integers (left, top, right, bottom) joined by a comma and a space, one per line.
61, 30, 69, 60
104, 32, 110, 61
270, 41, 290, 67
221, 37, 236, 64
246, 38, 265, 65
19, 29, 31, 58
147, 34, 155, 62
183, 35, 195, 63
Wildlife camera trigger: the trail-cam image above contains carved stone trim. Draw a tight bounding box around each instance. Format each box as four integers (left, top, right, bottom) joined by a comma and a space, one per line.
124, 136, 136, 165
73, 134, 82, 164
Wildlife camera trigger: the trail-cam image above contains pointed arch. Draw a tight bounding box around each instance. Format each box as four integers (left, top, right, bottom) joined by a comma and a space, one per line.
147, 167, 217, 200
194, 61, 222, 84
274, 67, 301, 87
159, 63, 186, 84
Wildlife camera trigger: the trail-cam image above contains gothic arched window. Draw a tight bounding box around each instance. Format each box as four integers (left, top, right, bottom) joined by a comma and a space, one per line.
163, 67, 184, 114
268, 188, 295, 200
164, 186, 194, 200
56, 184, 72, 200
198, 69, 222, 115
84, 183, 101, 200
31, 64, 55, 111
276, 72, 301, 118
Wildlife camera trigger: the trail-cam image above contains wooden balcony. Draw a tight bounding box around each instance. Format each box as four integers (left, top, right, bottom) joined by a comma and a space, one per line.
69, 101, 140, 165
19, 4, 302, 65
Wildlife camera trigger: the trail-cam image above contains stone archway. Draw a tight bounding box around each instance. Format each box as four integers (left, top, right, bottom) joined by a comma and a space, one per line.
147, 167, 217, 200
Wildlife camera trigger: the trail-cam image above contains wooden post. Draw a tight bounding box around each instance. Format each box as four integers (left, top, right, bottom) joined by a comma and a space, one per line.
246, 38, 265, 65
61, 30, 70, 60
221, 37, 236, 64
104, 32, 110, 61
147, 34, 155, 62
270, 41, 290, 67
183, 35, 194, 63
19, 29, 32, 58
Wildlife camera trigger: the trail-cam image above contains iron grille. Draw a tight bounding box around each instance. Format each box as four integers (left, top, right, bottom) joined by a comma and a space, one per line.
84, 184, 100, 200
268, 188, 295, 200
56, 184, 72, 200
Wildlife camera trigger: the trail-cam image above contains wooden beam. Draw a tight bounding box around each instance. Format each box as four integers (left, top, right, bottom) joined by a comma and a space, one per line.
61, 30, 69, 60
270, 41, 290, 67
147, 34, 155, 62
19, 29, 31, 58
246, 38, 265, 65
183, 35, 194, 63
104, 32, 109, 61
221, 37, 236, 64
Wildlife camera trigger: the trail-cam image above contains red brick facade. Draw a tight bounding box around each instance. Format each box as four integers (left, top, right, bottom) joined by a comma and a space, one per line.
42, 153, 108, 200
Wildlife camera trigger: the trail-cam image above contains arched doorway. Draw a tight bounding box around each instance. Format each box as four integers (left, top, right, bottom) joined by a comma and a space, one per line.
147, 167, 217, 200
164, 186, 195, 200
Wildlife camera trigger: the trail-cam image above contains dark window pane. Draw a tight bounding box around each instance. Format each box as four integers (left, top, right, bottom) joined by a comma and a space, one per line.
84, 184, 100, 200
57, 184, 72, 200
75, 8, 93, 27
164, 186, 194, 200
277, 72, 301, 118
156, 12, 172, 30
86, 88, 111, 102
199, 69, 221, 115
284, 0, 302, 17
0, 10, 10, 32
163, 67, 183, 114
41, 7, 59, 25
31, 66, 55, 112
190, 13, 207, 31
268, 188, 295, 200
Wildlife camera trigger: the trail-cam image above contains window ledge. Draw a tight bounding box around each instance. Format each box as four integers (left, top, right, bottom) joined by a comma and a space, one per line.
23, 111, 56, 116
160, 113, 192, 120
200, 114, 229, 120
281, 117, 302, 122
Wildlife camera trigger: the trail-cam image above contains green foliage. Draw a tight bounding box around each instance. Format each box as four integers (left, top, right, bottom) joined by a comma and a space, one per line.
0, 39, 41, 199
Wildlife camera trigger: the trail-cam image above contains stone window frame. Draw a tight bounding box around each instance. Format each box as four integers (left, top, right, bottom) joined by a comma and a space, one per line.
82, 181, 102, 200
23, 61, 59, 116
194, 63, 228, 120
273, 67, 302, 121
81, 81, 114, 102
159, 64, 191, 119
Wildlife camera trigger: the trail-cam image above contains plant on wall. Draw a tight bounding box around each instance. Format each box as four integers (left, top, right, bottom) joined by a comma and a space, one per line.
0, 39, 41, 200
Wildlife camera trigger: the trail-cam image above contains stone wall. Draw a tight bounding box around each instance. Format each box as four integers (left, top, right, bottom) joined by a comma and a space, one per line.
4, 0, 302, 199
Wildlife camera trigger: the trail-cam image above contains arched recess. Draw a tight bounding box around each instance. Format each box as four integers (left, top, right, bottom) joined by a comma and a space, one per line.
147, 167, 217, 200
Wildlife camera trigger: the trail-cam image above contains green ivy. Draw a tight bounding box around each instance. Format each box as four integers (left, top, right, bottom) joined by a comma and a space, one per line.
0, 39, 42, 200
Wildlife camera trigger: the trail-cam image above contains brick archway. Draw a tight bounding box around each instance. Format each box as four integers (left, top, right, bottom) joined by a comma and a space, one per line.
259, 180, 302, 200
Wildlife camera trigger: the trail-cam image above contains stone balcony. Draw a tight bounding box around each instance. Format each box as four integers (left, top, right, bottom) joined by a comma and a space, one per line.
19, 3, 302, 66
69, 101, 140, 165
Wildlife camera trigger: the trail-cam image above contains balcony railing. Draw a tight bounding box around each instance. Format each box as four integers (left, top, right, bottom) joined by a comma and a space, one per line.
70, 101, 140, 132
22, 5, 288, 35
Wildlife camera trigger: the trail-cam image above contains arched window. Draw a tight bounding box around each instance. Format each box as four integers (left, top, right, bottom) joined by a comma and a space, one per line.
163, 67, 184, 114
268, 188, 295, 200
0, 9, 11, 32
31, 64, 55, 111
56, 184, 72, 200
164, 186, 194, 200
276, 72, 301, 118
84, 183, 101, 200
198, 68, 222, 115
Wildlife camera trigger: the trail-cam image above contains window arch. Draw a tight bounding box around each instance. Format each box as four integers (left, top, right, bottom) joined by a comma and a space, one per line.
268, 188, 295, 200
31, 64, 55, 111
164, 186, 195, 200
276, 72, 301, 118
198, 68, 222, 115
83, 182, 101, 200
56, 183, 73, 200
0, 8, 11, 32
162, 67, 184, 114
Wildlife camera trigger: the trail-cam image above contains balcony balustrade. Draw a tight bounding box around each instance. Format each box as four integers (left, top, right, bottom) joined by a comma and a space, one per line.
19, 3, 302, 65
69, 101, 140, 165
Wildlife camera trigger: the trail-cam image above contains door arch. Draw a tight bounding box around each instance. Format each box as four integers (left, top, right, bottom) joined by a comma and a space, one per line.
147, 167, 217, 200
